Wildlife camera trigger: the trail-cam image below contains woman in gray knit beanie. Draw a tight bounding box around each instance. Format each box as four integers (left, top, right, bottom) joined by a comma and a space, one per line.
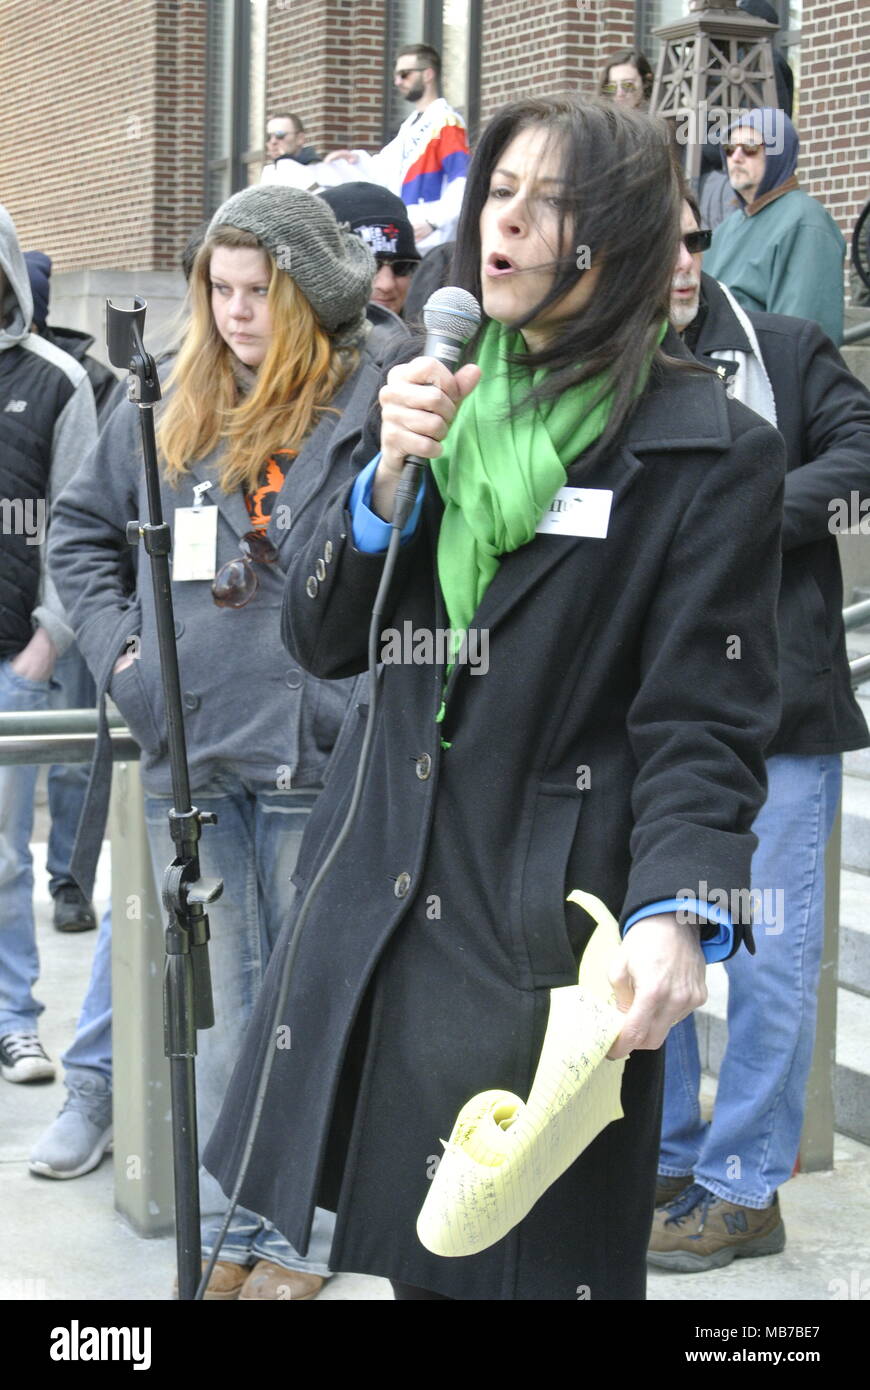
48, 179, 385, 1301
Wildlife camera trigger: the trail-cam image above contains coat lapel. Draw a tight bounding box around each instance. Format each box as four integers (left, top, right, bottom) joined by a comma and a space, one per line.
183, 449, 252, 541
269, 354, 381, 558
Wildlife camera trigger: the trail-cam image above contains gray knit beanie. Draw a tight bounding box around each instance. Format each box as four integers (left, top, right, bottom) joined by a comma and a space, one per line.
207, 184, 375, 346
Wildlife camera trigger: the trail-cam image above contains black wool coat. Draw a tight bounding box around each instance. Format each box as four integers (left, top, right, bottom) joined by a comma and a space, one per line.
204, 337, 785, 1300
686, 274, 870, 756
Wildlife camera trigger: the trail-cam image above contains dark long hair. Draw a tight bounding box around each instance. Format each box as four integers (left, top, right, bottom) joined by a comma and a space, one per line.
598, 49, 654, 103
451, 96, 687, 471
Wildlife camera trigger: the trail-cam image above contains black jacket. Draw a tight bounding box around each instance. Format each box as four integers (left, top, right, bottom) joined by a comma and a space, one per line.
42, 325, 118, 422
686, 275, 870, 756
204, 335, 785, 1299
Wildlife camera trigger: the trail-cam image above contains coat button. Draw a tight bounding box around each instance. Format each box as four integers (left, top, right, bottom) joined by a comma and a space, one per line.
285, 668, 303, 690
174, 618, 184, 638
415, 753, 432, 780
394, 871, 412, 899
315, 558, 326, 581
306, 576, 318, 598
324, 540, 333, 563
183, 692, 200, 712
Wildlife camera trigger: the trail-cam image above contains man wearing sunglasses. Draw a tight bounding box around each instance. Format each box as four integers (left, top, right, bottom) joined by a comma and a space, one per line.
324, 44, 469, 254
264, 112, 318, 167
320, 183, 420, 328
648, 193, 870, 1274
705, 107, 846, 345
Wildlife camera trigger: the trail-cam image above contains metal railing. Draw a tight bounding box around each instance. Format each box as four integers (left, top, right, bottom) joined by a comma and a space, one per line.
845, 599, 870, 688
0, 709, 138, 765
843, 318, 870, 345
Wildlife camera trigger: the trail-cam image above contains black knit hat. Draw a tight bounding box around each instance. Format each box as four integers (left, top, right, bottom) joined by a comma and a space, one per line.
319, 183, 421, 263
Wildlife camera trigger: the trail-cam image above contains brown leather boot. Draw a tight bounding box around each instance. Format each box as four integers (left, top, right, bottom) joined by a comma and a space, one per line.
172, 1260, 249, 1300
238, 1260, 324, 1300
654, 1173, 693, 1207
647, 1183, 785, 1272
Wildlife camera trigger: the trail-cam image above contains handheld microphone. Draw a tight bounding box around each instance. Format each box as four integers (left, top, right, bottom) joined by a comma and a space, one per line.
391, 286, 482, 529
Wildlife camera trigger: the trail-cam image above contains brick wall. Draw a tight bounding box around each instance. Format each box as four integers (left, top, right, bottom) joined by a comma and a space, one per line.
267, 0, 385, 155
3, 0, 866, 290
798, 0, 870, 292
479, 0, 634, 124
0, 0, 206, 273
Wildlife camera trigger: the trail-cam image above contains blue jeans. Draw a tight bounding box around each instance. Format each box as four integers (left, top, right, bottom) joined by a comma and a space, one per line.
47, 643, 96, 897
659, 753, 842, 1208
62, 904, 113, 1080
144, 775, 335, 1275
0, 658, 59, 1034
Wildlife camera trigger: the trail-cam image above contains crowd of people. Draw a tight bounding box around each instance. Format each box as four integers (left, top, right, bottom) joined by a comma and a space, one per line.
1, 27, 869, 1302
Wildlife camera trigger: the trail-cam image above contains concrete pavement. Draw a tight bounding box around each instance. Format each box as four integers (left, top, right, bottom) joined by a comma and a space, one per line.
2, 829, 868, 1302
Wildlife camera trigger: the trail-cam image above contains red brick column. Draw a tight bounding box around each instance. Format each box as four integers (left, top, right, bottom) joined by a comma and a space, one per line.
267, 0, 384, 155
0, 0, 206, 272
799, 0, 870, 290
480, 0, 634, 125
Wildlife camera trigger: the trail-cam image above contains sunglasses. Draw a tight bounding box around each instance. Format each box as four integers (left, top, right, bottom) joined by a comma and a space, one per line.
211, 531, 278, 609
603, 80, 639, 94
374, 254, 418, 276
682, 229, 713, 254
395, 67, 425, 80
723, 142, 763, 158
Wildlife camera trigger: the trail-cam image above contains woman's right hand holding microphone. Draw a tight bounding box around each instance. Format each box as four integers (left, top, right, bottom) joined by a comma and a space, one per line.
371, 356, 481, 522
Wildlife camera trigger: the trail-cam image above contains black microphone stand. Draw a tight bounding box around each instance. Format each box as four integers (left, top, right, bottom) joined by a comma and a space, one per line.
106, 298, 222, 1301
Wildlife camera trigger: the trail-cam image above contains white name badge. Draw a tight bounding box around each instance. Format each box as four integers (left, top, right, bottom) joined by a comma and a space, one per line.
536, 486, 613, 539
172, 506, 218, 581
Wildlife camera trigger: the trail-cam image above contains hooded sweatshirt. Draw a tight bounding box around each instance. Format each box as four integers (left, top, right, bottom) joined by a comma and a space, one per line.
704, 109, 846, 344
0, 205, 98, 658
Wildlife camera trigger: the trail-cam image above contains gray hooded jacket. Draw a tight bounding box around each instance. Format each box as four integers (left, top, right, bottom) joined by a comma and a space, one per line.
0, 204, 98, 657
48, 338, 394, 896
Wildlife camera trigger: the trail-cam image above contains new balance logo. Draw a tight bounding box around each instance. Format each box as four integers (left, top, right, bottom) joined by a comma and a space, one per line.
4, 399, 27, 412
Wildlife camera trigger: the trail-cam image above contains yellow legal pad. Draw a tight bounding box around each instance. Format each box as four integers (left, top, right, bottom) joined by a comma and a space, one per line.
416, 890, 627, 1258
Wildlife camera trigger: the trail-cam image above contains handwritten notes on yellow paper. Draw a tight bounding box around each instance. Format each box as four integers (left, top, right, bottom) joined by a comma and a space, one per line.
416, 890, 626, 1258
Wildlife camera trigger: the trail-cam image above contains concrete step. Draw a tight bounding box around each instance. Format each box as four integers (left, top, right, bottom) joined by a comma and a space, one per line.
697, 968, 870, 1144
842, 773, 870, 873
839, 869, 870, 997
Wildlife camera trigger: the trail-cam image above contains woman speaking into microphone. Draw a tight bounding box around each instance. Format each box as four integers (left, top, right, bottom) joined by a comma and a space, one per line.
205, 98, 786, 1300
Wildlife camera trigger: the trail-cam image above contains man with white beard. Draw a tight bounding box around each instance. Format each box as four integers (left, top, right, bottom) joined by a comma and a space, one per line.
648, 193, 870, 1273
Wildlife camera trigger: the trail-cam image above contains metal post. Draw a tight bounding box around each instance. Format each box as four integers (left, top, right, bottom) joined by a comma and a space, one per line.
108, 758, 176, 1233
798, 798, 841, 1171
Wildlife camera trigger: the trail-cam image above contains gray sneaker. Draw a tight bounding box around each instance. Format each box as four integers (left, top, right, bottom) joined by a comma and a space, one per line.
29, 1072, 113, 1180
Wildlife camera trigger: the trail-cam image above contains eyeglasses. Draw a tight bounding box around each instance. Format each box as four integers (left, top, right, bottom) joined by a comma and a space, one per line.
374, 255, 418, 277
603, 80, 639, 94
211, 531, 278, 609
723, 142, 763, 158
394, 67, 425, 80
682, 229, 713, 254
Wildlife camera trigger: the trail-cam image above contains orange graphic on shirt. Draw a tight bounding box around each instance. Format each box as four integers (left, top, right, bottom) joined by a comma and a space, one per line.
245, 451, 296, 531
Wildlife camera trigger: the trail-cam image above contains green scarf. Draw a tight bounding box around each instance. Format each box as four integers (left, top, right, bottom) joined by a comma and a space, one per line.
432, 320, 651, 640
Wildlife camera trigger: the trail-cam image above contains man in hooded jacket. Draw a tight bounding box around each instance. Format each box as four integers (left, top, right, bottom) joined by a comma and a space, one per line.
649, 193, 870, 1271
705, 108, 846, 345
0, 205, 98, 1082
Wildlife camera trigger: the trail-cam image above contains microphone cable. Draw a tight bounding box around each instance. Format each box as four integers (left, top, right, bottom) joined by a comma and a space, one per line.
196, 288, 481, 1299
